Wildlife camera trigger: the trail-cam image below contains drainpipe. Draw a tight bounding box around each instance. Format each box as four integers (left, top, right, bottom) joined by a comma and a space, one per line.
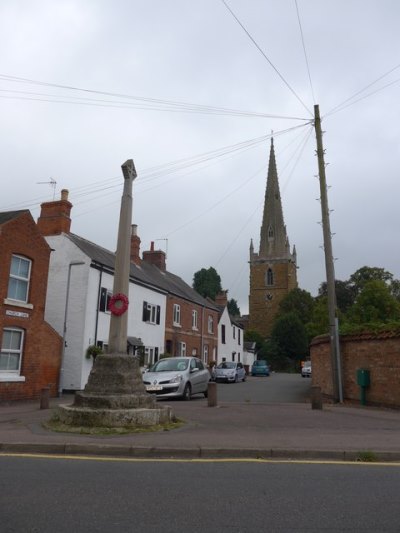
59, 260, 85, 396
201, 305, 205, 361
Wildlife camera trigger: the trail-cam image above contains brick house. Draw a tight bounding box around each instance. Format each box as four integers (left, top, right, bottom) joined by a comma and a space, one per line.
0, 210, 62, 401
36, 191, 219, 391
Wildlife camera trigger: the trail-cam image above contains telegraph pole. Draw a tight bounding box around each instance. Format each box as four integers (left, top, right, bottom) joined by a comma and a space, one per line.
314, 104, 343, 403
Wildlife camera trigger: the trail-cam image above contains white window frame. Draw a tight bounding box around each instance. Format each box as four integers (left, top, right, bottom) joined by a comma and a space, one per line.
192, 309, 198, 330
179, 342, 186, 356
148, 303, 157, 324
203, 344, 209, 364
8, 255, 31, 304
0, 328, 25, 381
173, 304, 181, 326
208, 315, 214, 334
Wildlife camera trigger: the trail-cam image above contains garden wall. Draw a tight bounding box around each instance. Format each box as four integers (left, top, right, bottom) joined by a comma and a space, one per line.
310, 331, 400, 409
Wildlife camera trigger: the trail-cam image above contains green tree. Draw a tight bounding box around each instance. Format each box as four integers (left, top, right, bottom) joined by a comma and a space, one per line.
305, 296, 330, 339
318, 279, 356, 313
349, 266, 393, 296
192, 267, 222, 300
347, 280, 400, 324
279, 288, 315, 324
244, 329, 265, 352
271, 312, 309, 361
227, 298, 240, 316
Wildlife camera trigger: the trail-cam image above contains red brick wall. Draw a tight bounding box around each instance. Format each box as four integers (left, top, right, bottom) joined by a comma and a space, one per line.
310, 332, 400, 408
0, 212, 62, 401
165, 295, 218, 363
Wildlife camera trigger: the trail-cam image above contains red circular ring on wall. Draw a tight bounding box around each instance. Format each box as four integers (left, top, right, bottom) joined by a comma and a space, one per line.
108, 293, 129, 316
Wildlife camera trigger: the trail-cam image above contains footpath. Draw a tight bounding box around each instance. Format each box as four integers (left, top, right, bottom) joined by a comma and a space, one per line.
1, 395, 400, 462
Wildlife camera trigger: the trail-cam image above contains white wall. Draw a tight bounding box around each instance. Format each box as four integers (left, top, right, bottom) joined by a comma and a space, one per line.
217, 307, 244, 365
45, 235, 89, 390
45, 234, 167, 390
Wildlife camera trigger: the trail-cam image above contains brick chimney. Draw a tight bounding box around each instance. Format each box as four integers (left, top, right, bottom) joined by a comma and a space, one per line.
215, 290, 228, 306
37, 189, 72, 236
142, 241, 166, 271
130, 224, 141, 265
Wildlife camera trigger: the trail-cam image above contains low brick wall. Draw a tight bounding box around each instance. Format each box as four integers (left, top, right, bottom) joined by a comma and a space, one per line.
310, 332, 400, 409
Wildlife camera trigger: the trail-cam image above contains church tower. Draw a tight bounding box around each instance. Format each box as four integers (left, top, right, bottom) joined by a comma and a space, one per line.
249, 138, 297, 338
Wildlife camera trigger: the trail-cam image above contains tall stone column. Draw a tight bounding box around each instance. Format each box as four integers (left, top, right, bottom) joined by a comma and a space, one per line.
55, 160, 172, 429
108, 160, 136, 354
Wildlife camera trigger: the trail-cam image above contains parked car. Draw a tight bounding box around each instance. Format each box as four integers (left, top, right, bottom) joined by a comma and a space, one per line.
214, 361, 246, 383
251, 360, 270, 376
142, 356, 210, 400
301, 361, 312, 378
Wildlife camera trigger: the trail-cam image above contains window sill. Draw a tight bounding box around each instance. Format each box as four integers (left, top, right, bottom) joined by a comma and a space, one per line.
4, 299, 33, 310
0, 375, 26, 382
173, 323, 181, 328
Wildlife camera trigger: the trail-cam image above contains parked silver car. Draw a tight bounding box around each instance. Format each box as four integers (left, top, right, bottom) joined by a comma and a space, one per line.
142, 356, 210, 400
214, 361, 246, 383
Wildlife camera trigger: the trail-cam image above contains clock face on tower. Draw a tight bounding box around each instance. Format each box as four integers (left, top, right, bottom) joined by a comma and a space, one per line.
266, 293, 273, 301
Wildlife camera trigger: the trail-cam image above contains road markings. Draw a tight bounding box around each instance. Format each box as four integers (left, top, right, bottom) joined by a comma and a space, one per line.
1, 453, 400, 466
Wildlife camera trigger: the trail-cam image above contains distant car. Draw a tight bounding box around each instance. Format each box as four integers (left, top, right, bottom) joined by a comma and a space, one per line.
214, 361, 246, 383
251, 360, 270, 376
301, 361, 312, 378
142, 356, 210, 400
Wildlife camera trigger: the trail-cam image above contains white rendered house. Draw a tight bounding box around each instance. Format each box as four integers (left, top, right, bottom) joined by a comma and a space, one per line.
44, 231, 167, 391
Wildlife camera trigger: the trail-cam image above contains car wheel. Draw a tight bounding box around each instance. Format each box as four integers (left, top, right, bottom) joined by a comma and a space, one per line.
243, 374, 246, 382
182, 383, 192, 400
234, 374, 238, 383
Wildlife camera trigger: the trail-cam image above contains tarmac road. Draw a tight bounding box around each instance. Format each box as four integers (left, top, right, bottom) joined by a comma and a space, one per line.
214, 372, 311, 404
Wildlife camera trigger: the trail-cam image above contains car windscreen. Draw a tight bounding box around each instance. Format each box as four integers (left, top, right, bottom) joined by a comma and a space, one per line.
217, 362, 236, 369
254, 361, 267, 366
151, 359, 189, 372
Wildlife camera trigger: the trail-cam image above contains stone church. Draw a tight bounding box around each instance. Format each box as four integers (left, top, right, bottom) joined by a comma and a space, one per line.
248, 138, 298, 338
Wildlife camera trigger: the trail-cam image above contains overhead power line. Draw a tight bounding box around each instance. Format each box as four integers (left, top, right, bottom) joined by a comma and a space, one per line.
221, 0, 313, 116
325, 61, 400, 117
295, 0, 316, 105
0, 74, 309, 121
0, 122, 310, 213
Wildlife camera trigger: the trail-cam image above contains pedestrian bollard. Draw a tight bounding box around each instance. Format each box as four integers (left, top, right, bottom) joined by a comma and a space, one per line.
311, 386, 322, 410
207, 381, 217, 407
40, 387, 50, 410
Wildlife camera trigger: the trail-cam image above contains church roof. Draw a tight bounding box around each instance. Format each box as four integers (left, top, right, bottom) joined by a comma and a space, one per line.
258, 139, 292, 260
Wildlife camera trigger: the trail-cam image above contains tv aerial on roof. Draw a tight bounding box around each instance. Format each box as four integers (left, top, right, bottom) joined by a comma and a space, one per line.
37, 178, 57, 200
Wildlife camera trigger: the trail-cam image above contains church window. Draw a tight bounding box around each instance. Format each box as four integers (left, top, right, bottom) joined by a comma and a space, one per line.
268, 226, 274, 239
266, 268, 274, 286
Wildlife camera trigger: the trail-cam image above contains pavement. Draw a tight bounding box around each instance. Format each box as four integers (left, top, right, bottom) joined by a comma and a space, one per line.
1, 394, 400, 462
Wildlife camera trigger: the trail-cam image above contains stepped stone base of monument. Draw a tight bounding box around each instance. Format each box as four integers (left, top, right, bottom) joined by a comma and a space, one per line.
55, 354, 173, 428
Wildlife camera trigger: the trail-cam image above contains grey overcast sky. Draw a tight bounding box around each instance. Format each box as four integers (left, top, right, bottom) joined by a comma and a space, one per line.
1, 1, 399, 314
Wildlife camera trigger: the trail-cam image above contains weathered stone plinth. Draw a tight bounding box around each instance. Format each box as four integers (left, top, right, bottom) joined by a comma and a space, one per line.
56, 354, 173, 428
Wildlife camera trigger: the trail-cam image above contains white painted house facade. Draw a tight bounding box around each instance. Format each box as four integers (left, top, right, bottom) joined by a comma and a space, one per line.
217, 306, 244, 364
44, 232, 167, 390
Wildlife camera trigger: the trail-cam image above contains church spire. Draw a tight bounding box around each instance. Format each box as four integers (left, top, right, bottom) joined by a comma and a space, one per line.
259, 138, 289, 259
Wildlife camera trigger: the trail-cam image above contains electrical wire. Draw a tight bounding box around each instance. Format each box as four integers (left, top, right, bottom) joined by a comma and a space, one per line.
325, 61, 400, 117
0, 75, 308, 121
295, 0, 316, 105
221, 0, 313, 116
